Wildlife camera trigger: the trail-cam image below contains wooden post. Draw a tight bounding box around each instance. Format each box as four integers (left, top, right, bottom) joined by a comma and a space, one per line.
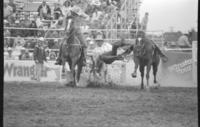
192, 41, 197, 85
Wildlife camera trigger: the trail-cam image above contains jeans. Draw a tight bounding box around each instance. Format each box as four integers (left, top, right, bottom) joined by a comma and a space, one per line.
35, 63, 44, 81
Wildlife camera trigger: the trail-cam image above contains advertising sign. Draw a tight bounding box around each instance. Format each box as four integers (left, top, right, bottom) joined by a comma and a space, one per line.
4, 60, 60, 82
159, 50, 195, 87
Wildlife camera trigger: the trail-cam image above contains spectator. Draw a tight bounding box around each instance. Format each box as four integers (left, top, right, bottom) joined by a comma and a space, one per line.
29, 19, 38, 37
91, 7, 102, 22
37, 0, 51, 20
45, 30, 59, 49
24, 49, 31, 60
116, 9, 121, 29
53, 3, 63, 20
12, 20, 23, 37
18, 47, 26, 60
49, 51, 57, 60
8, 0, 16, 13
14, 36, 25, 49
188, 28, 197, 43
4, 28, 11, 48
87, 37, 96, 50
35, 15, 43, 28
62, 0, 73, 17
21, 13, 32, 37
6, 47, 15, 60
33, 37, 47, 81
130, 17, 138, 38
4, 2, 13, 19
140, 12, 149, 32
177, 33, 192, 48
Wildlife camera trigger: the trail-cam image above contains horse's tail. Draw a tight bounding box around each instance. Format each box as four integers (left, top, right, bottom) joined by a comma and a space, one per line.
154, 45, 168, 62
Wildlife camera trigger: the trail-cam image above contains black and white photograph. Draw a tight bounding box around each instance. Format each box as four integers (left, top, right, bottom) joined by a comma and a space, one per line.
3, 0, 198, 126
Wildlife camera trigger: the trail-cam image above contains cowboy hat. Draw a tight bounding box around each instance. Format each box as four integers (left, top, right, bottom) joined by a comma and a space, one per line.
4, 20, 8, 24
20, 47, 26, 51
7, 47, 12, 51
38, 37, 45, 42
15, 20, 20, 24
70, 7, 82, 16
91, 0, 101, 6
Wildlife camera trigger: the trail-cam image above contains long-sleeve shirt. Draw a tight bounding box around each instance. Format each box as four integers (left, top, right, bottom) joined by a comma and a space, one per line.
33, 45, 47, 64
92, 42, 113, 55
37, 4, 51, 16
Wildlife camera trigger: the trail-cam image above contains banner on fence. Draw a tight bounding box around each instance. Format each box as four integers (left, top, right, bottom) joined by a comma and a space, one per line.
4, 60, 60, 82
159, 50, 195, 87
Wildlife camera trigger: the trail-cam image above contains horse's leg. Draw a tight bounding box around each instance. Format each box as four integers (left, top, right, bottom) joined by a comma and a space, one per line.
70, 62, 76, 87
62, 58, 65, 73
152, 63, 157, 84
77, 62, 83, 83
132, 56, 139, 78
146, 63, 151, 91
152, 59, 160, 88
104, 65, 108, 83
139, 65, 144, 89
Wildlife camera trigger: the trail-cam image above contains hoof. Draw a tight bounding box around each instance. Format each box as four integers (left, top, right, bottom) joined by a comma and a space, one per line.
146, 86, 150, 91
154, 82, 160, 89
66, 81, 75, 87
131, 73, 137, 78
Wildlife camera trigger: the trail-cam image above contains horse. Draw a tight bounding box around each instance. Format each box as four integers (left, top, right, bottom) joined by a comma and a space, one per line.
133, 31, 163, 90
60, 15, 84, 87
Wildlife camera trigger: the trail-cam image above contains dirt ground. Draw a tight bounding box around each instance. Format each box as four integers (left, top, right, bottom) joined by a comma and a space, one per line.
4, 82, 198, 127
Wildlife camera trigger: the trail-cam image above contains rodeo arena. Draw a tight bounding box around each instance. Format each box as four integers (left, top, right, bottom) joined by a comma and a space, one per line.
3, 0, 198, 127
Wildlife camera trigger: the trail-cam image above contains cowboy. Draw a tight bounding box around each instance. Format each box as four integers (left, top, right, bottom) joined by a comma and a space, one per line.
92, 33, 132, 65
140, 12, 149, 32
55, 0, 90, 66
37, 0, 51, 20
33, 37, 47, 81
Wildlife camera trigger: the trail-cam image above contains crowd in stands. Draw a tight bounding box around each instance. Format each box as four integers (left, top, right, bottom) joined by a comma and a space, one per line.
4, 0, 197, 60
4, 0, 122, 60
4, 0, 122, 48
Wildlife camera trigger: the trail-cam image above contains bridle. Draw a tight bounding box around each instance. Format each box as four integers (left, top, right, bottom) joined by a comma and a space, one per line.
134, 37, 146, 56
64, 16, 82, 46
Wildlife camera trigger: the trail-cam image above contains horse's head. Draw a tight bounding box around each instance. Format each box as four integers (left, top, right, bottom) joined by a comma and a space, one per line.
65, 13, 77, 35
134, 31, 146, 56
